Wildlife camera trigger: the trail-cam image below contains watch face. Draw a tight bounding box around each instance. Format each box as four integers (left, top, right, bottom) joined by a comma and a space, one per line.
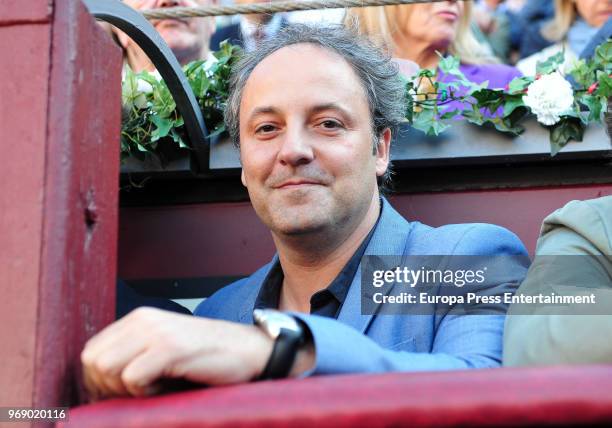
253, 309, 302, 339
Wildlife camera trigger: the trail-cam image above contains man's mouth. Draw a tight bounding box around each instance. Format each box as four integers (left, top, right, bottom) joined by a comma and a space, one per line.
274, 179, 323, 189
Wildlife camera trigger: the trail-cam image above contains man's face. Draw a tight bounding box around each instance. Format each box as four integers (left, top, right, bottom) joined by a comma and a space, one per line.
121, 0, 213, 63
239, 44, 390, 238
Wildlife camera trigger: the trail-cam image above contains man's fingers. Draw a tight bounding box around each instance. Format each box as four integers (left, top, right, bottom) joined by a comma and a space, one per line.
81, 309, 162, 398
120, 348, 176, 396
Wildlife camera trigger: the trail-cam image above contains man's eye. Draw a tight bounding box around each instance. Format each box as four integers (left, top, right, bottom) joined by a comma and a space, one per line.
319, 120, 343, 129
255, 124, 277, 134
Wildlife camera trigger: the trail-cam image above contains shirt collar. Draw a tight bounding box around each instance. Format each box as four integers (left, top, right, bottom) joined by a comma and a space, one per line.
254, 200, 383, 315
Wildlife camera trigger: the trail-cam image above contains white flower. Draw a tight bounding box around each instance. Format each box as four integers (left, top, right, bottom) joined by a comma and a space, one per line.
133, 74, 157, 109
136, 78, 153, 94
523, 71, 574, 126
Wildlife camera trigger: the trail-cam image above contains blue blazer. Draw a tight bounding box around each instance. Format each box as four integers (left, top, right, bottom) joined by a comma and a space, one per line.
195, 199, 529, 375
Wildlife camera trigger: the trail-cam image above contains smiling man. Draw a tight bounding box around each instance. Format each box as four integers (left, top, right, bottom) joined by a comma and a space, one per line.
116, 0, 216, 72
82, 24, 529, 398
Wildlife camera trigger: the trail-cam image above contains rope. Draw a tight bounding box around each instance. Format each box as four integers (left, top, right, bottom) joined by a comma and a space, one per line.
142, 0, 457, 19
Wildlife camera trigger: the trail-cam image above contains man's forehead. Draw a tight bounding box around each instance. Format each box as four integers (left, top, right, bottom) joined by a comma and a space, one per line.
241, 44, 367, 112
252, 43, 352, 74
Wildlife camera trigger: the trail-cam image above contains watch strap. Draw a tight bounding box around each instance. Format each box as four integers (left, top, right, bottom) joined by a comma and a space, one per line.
258, 329, 302, 380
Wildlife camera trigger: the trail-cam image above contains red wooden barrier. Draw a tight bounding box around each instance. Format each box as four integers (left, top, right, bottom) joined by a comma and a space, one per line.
0, 0, 121, 420
61, 365, 612, 427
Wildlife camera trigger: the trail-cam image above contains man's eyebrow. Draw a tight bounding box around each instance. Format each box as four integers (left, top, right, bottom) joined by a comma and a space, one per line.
247, 107, 279, 123
246, 103, 354, 123
308, 103, 353, 117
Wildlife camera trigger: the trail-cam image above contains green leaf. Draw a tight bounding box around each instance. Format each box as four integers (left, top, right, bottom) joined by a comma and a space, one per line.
503, 95, 525, 116
404, 81, 414, 123
462, 105, 485, 126
536, 50, 565, 75
569, 59, 592, 87
438, 55, 461, 75
439, 109, 460, 120
507, 76, 533, 94
137, 71, 160, 87
122, 70, 139, 110
150, 116, 173, 142
502, 105, 529, 132
471, 89, 505, 114
183, 60, 205, 77
596, 72, 612, 98
549, 117, 584, 156
412, 108, 436, 134
151, 83, 176, 118
595, 40, 612, 65
578, 94, 603, 122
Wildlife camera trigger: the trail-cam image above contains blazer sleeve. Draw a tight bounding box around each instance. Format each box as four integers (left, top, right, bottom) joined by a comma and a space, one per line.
292, 225, 529, 375
503, 198, 612, 366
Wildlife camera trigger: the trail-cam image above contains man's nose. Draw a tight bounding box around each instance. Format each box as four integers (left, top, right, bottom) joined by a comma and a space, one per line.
277, 128, 314, 167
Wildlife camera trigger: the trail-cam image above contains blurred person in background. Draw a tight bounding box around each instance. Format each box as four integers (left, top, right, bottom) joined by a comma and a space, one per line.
504, 99, 612, 366
473, 0, 513, 62
115, 0, 216, 72
516, 0, 556, 59
517, 0, 612, 75
287, 8, 345, 25
210, 0, 289, 51
504, 194, 612, 367
347, 0, 522, 113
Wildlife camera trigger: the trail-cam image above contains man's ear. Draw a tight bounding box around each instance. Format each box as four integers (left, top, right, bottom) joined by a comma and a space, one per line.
375, 128, 391, 178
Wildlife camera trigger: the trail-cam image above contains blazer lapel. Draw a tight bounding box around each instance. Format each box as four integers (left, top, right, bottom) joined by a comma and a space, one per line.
337, 198, 414, 333
238, 255, 278, 324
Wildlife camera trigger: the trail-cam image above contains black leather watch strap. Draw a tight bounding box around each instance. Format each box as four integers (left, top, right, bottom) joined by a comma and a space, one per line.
258, 329, 302, 380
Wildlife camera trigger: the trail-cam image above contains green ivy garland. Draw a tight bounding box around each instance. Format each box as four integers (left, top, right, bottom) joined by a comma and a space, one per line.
121, 40, 612, 164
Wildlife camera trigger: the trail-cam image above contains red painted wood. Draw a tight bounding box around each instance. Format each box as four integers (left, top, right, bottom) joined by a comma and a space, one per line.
0, 0, 53, 24
0, 0, 122, 416
0, 21, 52, 409
391, 184, 612, 256
118, 201, 274, 278
61, 365, 612, 428
118, 184, 612, 279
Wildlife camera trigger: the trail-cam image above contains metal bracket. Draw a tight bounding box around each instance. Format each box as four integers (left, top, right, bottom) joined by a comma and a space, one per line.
83, 0, 210, 175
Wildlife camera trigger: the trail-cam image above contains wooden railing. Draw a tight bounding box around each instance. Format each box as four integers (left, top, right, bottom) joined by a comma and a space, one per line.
61, 365, 612, 427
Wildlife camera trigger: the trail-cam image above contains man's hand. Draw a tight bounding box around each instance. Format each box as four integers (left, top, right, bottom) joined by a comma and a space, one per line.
81, 307, 275, 399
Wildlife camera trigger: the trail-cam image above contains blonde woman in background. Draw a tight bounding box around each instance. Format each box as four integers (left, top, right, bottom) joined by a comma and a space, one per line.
346, 0, 522, 113
517, 0, 612, 76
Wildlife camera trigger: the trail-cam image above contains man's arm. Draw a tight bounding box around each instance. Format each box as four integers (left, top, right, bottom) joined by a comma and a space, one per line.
290, 313, 508, 375
82, 226, 527, 397
292, 225, 529, 375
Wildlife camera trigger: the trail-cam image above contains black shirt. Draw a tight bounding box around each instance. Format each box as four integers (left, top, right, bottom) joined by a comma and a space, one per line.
254, 217, 380, 319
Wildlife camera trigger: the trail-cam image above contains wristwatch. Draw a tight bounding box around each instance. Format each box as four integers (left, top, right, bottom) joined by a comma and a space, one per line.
253, 309, 305, 380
